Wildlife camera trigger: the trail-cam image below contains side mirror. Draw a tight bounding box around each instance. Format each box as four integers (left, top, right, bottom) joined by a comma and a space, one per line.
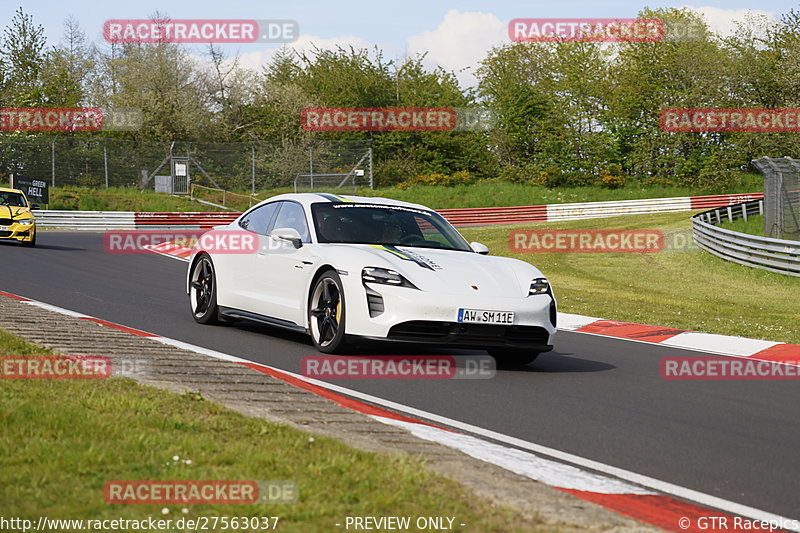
30, 204, 41, 210
270, 227, 303, 249
470, 242, 489, 255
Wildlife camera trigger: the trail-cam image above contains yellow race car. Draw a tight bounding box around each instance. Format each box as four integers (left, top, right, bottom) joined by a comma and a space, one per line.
0, 187, 38, 247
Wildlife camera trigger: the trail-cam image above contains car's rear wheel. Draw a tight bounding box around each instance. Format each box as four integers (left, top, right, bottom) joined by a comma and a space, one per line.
190, 255, 220, 324
489, 348, 540, 367
309, 271, 347, 353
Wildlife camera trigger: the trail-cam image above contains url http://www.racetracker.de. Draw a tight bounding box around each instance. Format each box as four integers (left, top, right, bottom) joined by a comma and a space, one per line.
0, 515, 282, 532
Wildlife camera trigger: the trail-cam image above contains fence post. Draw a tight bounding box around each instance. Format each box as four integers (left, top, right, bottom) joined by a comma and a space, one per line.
51, 137, 56, 187
309, 142, 314, 189
103, 144, 109, 189
251, 144, 256, 195
368, 143, 373, 189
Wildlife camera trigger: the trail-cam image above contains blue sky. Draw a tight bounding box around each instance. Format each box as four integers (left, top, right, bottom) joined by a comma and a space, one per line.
6, 0, 794, 46
3, 0, 796, 86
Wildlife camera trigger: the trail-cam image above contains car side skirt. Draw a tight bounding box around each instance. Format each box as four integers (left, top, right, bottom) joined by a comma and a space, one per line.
218, 307, 307, 333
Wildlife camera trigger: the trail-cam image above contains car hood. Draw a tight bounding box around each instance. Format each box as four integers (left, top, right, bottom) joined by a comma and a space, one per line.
338, 244, 541, 297
1, 206, 32, 219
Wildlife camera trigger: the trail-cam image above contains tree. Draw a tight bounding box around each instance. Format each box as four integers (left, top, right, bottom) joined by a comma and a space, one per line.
40, 16, 94, 106
0, 7, 47, 106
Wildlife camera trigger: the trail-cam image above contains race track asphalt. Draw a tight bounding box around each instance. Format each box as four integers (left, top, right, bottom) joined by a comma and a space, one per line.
1, 231, 798, 517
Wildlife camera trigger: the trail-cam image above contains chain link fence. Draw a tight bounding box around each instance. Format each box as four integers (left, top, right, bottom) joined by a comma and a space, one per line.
0, 137, 372, 193
752, 156, 800, 241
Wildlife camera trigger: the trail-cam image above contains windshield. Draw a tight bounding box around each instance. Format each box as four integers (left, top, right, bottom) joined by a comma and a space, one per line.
0, 191, 27, 207
311, 202, 473, 252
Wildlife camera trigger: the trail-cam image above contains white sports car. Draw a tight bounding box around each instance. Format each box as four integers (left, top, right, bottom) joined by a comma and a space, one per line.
187, 193, 556, 364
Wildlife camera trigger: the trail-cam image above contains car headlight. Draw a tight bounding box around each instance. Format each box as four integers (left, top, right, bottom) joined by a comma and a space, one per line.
362, 267, 417, 289
15, 219, 34, 226
529, 277, 550, 295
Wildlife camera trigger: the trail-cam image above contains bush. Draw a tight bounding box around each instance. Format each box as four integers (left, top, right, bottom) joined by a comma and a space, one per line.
599, 164, 625, 189
395, 170, 477, 189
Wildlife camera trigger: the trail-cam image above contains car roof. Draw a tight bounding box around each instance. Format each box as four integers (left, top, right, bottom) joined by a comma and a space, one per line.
251, 192, 433, 212
0, 187, 24, 194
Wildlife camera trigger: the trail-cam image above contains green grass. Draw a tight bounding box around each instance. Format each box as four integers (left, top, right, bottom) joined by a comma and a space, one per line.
460, 212, 800, 344
48, 187, 226, 212
719, 213, 766, 237
261, 175, 762, 210
45, 174, 762, 212
0, 330, 548, 532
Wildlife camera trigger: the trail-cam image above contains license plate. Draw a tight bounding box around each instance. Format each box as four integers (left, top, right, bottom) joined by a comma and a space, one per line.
457, 308, 514, 325
0, 226, 8, 231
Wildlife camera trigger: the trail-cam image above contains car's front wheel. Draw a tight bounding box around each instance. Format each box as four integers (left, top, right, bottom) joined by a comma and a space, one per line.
190, 255, 220, 324
21, 230, 35, 248
309, 271, 348, 353
489, 348, 540, 367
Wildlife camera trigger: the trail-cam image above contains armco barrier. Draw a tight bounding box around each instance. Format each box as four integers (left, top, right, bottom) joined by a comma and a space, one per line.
134, 212, 239, 229
35, 192, 764, 230
35, 211, 136, 231
438, 192, 763, 225
36, 211, 237, 230
692, 200, 800, 277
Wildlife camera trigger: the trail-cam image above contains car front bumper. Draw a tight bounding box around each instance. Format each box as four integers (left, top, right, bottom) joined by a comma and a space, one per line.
0, 222, 35, 243
344, 281, 556, 350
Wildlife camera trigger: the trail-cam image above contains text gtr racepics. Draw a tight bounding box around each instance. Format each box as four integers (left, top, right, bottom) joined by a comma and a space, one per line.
187, 194, 556, 364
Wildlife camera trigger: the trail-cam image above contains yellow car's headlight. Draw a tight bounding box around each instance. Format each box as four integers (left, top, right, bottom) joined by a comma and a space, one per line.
16, 219, 34, 226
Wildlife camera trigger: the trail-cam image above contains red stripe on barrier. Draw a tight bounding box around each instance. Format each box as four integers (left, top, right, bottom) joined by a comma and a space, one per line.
577, 320, 686, 343
689, 193, 763, 211
440, 205, 547, 226
79, 317, 157, 337
124, 194, 761, 229
0, 290, 30, 301
749, 343, 800, 365
559, 489, 754, 532
238, 361, 451, 430
134, 212, 240, 229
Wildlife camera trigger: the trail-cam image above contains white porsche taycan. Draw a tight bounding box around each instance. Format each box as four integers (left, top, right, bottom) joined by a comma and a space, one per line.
187, 193, 556, 364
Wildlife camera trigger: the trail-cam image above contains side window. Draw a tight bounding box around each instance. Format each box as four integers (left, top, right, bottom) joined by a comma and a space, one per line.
239, 202, 279, 235
272, 202, 311, 242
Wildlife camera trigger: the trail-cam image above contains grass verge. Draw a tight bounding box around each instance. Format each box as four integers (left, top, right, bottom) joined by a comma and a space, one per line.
48, 187, 226, 212
460, 212, 800, 344
0, 329, 547, 532
46, 176, 762, 212
718, 213, 766, 237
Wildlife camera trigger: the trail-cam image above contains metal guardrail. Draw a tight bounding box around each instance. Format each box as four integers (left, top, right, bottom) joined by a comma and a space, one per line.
35, 211, 239, 230
35, 193, 768, 231
691, 200, 800, 277
35, 210, 136, 230
438, 193, 763, 226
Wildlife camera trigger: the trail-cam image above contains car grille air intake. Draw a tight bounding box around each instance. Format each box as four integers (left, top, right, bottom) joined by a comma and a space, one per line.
366, 289, 385, 317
